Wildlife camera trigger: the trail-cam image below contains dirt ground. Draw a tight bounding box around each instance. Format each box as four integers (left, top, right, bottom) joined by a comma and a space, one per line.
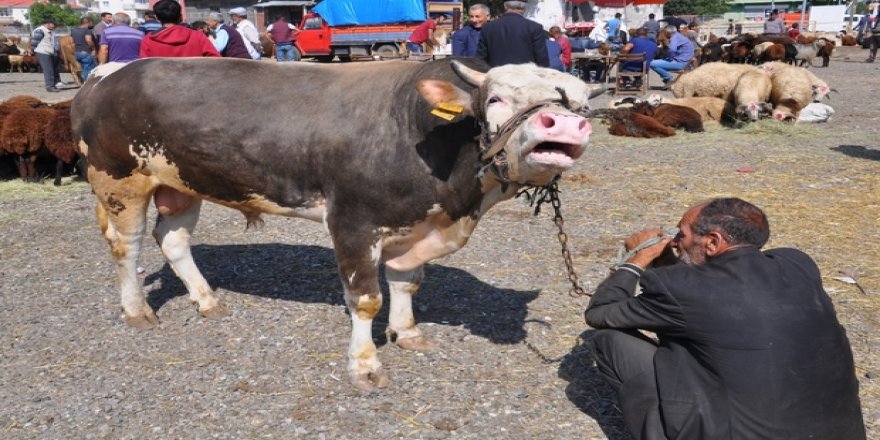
0, 47, 878, 439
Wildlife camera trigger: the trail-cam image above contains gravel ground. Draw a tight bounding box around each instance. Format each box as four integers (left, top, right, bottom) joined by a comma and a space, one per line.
1, 48, 878, 439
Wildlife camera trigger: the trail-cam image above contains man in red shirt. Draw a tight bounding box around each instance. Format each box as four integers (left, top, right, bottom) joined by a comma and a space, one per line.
140, 0, 220, 58
407, 14, 449, 53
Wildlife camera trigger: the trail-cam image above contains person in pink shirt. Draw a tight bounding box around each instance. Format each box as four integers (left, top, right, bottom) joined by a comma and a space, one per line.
550, 26, 571, 70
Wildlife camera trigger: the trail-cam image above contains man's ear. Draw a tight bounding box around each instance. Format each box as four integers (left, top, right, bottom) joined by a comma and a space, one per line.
417, 79, 474, 120
704, 231, 731, 257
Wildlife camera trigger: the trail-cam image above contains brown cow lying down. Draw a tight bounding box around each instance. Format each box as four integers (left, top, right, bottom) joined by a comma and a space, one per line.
73, 58, 600, 391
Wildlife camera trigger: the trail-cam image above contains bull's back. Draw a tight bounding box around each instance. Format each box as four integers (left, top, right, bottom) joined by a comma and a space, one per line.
73, 58, 486, 222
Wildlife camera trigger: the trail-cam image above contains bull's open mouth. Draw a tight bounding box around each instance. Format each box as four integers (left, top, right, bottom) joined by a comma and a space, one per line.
526, 141, 583, 167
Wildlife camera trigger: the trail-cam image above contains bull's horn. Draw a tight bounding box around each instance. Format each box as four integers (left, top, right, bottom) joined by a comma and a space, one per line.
451, 60, 486, 87
588, 87, 606, 99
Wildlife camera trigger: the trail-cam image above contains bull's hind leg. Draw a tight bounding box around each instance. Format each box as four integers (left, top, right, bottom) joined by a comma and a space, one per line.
93, 173, 156, 329
386, 266, 436, 351
151, 197, 229, 319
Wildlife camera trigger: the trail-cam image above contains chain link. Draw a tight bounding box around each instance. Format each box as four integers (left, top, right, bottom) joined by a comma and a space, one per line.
548, 185, 591, 297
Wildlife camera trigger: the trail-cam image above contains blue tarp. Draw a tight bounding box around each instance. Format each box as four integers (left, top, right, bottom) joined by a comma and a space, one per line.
313, 0, 427, 26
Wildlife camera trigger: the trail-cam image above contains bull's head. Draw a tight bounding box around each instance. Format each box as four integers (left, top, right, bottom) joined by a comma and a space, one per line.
417, 61, 601, 186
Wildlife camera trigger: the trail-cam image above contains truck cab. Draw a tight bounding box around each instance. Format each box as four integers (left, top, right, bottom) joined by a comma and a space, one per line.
297, 14, 333, 60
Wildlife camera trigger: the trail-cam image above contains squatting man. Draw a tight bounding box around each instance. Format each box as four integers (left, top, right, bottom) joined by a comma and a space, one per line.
585, 197, 865, 440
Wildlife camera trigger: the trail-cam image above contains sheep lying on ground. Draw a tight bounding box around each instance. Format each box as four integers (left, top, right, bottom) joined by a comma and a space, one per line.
648, 95, 736, 124
589, 108, 675, 138
762, 63, 814, 121
732, 69, 773, 121
631, 102, 704, 133
759, 62, 832, 102
670, 63, 759, 100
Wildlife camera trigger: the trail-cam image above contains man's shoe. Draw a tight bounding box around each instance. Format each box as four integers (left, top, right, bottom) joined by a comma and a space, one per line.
866, 58, 875, 63
55, 81, 65, 88
46, 87, 60, 93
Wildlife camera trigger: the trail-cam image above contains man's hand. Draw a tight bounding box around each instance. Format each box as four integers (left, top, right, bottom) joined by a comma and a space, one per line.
624, 228, 673, 269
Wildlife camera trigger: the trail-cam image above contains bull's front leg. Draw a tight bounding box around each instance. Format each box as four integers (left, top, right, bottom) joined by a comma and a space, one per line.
331, 232, 388, 391
386, 266, 436, 351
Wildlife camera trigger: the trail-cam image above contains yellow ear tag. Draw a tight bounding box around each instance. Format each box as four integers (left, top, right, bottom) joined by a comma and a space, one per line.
430, 102, 464, 121
437, 102, 464, 114
431, 108, 456, 121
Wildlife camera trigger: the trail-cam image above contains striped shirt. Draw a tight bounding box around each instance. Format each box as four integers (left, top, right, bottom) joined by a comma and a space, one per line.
102, 25, 144, 62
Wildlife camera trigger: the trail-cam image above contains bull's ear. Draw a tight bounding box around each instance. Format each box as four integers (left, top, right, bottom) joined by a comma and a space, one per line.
417, 79, 474, 120
450, 60, 486, 87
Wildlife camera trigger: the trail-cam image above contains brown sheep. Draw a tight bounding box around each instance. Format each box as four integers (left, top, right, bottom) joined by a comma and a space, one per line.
760, 43, 786, 63
651, 96, 737, 124
816, 38, 835, 67
729, 42, 751, 64
631, 102, 704, 132
45, 101, 80, 186
0, 107, 55, 182
589, 108, 676, 138
840, 35, 857, 46
762, 64, 813, 121
797, 35, 817, 44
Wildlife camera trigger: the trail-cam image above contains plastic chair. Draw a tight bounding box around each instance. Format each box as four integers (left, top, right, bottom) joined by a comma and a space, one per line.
614, 53, 648, 96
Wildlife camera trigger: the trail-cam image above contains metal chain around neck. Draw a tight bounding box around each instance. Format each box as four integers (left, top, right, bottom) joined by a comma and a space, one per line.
517, 178, 590, 297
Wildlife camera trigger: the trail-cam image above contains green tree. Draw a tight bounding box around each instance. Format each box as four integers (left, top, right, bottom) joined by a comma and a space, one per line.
27, 3, 82, 28
664, 0, 730, 16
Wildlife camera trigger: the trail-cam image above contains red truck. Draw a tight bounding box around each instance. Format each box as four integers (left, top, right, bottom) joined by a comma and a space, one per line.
295, 1, 463, 62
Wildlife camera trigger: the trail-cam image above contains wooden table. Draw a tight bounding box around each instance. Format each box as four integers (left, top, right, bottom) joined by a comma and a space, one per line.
571, 52, 616, 85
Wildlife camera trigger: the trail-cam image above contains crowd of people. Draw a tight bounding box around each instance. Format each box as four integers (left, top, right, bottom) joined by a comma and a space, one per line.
32, 0, 283, 93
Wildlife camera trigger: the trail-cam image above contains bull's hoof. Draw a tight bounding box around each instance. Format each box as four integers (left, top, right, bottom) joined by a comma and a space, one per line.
124, 310, 159, 329
396, 335, 437, 352
351, 370, 390, 392
199, 303, 230, 319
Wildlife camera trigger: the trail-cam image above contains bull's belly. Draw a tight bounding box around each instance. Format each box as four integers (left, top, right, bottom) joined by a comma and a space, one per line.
132, 149, 327, 223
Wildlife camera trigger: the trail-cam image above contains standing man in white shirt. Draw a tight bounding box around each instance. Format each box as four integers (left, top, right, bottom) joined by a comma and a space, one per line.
31, 17, 63, 92
229, 7, 261, 60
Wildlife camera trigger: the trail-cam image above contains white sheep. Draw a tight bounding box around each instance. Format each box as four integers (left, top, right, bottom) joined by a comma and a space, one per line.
759, 62, 814, 121
670, 63, 760, 101
792, 40, 824, 68
732, 69, 773, 121
759, 61, 831, 103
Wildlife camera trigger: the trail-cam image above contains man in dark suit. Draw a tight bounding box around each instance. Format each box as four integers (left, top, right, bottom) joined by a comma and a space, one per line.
476, 1, 549, 67
586, 198, 866, 440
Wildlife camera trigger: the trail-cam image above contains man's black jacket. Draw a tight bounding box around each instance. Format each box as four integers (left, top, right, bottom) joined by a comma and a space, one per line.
476, 12, 550, 68
586, 247, 865, 440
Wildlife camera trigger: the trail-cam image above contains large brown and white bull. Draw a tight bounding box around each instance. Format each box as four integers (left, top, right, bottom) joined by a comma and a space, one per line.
72, 57, 597, 390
